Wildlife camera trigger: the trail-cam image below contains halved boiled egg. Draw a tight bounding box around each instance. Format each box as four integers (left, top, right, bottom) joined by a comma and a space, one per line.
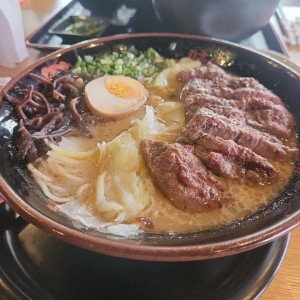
85, 75, 148, 118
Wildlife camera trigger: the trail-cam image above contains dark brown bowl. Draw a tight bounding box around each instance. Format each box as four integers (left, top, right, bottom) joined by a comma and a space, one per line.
0, 33, 299, 261
152, 0, 280, 41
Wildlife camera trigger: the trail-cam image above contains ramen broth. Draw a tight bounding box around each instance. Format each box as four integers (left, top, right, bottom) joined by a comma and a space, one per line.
29, 58, 298, 235
71, 118, 296, 233
138, 159, 295, 233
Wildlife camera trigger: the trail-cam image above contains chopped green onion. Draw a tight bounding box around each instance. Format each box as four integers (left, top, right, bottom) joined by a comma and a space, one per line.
71, 47, 170, 79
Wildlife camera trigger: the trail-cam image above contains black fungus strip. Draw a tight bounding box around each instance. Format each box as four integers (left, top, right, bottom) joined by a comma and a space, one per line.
3, 70, 99, 162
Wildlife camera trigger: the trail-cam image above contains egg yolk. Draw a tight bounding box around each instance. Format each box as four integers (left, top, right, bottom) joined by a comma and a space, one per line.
104, 76, 143, 99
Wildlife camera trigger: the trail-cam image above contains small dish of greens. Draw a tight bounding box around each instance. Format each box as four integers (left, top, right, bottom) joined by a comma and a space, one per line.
49, 15, 110, 38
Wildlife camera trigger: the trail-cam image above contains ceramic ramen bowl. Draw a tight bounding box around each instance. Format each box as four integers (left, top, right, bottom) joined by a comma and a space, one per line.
0, 33, 299, 261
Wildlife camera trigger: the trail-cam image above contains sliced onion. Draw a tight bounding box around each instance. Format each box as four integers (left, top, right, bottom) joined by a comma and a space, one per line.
45, 139, 98, 159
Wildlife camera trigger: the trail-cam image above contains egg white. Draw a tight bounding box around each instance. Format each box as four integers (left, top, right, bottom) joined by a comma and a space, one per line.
85, 75, 148, 118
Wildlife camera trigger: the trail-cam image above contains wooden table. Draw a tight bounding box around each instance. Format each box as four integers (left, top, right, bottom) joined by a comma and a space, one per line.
0, 0, 299, 299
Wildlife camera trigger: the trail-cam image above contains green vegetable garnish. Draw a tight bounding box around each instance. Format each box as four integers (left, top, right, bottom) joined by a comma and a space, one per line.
71, 47, 170, 79
64, 20, 103, 36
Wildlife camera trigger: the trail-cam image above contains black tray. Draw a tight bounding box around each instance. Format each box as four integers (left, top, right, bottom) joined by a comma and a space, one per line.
25, 1, 95, 51
25, 0, 289, 54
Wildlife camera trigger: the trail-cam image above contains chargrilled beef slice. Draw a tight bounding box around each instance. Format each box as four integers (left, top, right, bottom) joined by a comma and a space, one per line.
177, 108, 299, 162
244, 103, 293, 139
177, 62, 256, 87
230, 88, 282, 105
191, 135, 278, 185
180, 77, 267, 100
140, 139, 228, 213
176, 61, 229, 82
178, 63, 282, 105
180, 78, 282, 106
181, 92, 293, 138
181, 92, 246, 120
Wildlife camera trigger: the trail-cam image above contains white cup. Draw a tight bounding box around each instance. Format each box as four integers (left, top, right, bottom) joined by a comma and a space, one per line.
0, 0, 28, 68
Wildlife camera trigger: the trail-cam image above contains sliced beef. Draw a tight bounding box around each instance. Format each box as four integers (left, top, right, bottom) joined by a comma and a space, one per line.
139, 63, 298, 212
180, 78, 282, 106
181, 92, 246, 120
177, 62, 259, 88
180, 77, 267, 99
177, 63, 294, 139
230, 88, 282, 105
178, 63, 282, 105
176, 61, 229, 82
177, 108, 298, 162
181, 91, 293, 138
245, 104, 293, 139
140, 139, 228, 213
190, 134, 278, 185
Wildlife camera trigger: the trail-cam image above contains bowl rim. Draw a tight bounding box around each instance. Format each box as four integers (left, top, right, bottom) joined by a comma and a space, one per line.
1, 32, 300, 261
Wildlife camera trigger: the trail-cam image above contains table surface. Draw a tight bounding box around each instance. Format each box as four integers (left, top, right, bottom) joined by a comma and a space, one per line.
1, 0, 300, 299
